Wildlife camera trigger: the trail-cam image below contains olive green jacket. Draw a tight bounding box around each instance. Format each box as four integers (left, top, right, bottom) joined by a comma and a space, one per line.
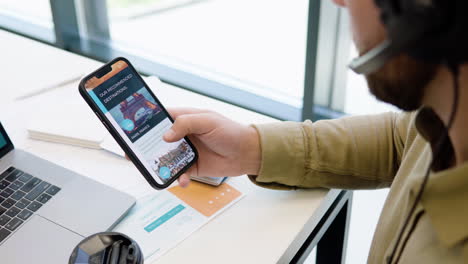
251, 111, 468, 263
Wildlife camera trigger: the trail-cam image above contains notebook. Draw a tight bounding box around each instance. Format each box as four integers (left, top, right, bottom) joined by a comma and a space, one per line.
26, 78, 124, 157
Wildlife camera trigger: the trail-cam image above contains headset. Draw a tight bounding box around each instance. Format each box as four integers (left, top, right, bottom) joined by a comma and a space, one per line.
348, 0, 468, 263
350, 0, 468, 74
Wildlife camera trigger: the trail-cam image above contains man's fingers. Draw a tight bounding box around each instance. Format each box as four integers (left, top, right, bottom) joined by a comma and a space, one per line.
128, 154, 192, 188
177, 174, 191, 188
177, 165, 197, 188
125, 116, 195, 188
163, 113, 215, 142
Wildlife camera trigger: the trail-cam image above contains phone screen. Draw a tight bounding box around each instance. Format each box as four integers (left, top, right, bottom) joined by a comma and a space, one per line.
83, 60, 196, 185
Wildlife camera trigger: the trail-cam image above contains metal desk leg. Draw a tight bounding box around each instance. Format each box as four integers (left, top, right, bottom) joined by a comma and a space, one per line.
290, 191, 353, 264
316, 192, 352, 264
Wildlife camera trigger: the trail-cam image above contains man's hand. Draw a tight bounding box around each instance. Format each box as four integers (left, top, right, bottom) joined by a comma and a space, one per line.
163, 108, 262, 187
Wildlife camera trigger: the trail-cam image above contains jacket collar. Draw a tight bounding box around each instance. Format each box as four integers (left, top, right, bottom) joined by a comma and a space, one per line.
421, 163, 468, 247
415, 108, 468, 247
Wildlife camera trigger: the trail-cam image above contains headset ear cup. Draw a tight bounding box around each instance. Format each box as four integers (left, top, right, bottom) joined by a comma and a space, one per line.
374, 0, 457, 65
350, 0, 437, 74
128, 241, 143, 263
352, 0, 467, 74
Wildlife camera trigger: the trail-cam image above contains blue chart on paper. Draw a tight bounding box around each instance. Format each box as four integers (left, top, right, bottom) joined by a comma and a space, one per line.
144, 204, 186, 233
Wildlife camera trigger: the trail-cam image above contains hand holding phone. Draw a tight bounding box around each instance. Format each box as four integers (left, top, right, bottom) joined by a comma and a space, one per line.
79, 58, 198, 189
162, 108, 262, 184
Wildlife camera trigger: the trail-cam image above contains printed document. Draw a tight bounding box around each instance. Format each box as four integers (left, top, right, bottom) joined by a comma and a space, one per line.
113, 181, 244, 262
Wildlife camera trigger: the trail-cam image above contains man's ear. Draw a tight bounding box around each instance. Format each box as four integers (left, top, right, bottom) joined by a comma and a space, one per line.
332, 0, 346, 7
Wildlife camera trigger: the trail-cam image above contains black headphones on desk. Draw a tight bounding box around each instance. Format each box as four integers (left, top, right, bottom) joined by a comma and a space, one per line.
69, 232, 143, 264
348, 0, 468, 263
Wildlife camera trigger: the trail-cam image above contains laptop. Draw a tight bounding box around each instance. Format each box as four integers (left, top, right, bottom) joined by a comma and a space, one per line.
0, 122, 135, 263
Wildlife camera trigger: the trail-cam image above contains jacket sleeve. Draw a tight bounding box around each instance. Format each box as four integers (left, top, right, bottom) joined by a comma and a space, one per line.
249, 112, 415, 190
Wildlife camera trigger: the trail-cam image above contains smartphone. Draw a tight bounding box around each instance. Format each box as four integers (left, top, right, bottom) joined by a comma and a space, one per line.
79, 57, 198, 190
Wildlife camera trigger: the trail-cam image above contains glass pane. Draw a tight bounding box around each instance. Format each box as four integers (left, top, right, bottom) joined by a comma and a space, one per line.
0, 0, 53, 28
107, 0, 307, 102
344, 46, 397, 115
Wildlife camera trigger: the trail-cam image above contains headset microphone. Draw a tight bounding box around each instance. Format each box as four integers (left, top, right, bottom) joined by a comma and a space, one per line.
348, 18, 432, 75
348, 22, 430, 75
348, 0, 453, 75
348, 40, 394, 75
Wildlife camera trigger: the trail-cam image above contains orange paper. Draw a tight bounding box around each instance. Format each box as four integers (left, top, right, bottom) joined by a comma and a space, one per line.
168, 182, 241, 217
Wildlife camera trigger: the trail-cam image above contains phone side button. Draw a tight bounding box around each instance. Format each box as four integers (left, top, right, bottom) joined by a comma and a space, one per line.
94, 112, 103, 121
101, 121, 110, 131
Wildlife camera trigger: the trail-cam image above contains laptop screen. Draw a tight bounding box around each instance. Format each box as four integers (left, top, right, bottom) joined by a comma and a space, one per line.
0, 122, 13, 158
0, 134, 5, 149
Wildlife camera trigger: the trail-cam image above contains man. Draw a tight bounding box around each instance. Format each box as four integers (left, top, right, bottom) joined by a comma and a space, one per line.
160, 0, 468, 262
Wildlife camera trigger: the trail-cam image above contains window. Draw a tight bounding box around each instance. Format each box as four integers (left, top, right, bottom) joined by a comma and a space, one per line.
0, 0, 54, 42
344, 47, 397, 115
107, 0, 308, 103
0, 0, 52, 25
0, 0, 352, 121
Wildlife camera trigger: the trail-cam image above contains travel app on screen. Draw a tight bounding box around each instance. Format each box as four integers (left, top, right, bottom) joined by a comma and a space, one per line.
87, 65, 195, 184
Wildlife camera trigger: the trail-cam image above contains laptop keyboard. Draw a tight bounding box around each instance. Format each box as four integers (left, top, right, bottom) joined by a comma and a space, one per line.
0, 167, 61, 243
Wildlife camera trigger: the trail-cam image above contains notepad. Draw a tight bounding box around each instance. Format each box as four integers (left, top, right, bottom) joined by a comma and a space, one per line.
25, 79, 125, 157
28, 110, 107, 149
28, 121, 124, 157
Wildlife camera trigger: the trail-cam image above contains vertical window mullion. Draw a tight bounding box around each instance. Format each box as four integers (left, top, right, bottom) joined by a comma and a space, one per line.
76, 0, 110, 42
303, 0, 344, 121
49, 0, 80, 50
302, 0, 322, 121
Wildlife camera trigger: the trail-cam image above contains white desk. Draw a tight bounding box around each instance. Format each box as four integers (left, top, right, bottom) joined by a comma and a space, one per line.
0, 29, 351, 264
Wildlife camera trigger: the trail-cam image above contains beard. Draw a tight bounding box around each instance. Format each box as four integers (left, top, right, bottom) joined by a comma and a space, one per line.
365, 54, 438, 111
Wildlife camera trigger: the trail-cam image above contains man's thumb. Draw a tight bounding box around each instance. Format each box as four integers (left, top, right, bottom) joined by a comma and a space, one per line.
163, 114, 213, 142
